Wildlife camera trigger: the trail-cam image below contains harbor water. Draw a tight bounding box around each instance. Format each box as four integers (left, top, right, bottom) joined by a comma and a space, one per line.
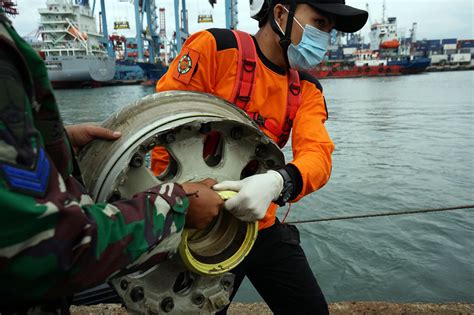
55, 71, 474, 303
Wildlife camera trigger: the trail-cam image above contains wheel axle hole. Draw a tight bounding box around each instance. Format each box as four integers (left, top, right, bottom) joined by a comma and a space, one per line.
173, 271, 195, 295
240, 160, 259, 179
150, 146, 178, 181
203, 131, 224, 167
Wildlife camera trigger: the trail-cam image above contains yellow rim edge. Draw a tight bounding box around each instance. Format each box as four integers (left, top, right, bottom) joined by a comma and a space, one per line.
179, 191, 259, 275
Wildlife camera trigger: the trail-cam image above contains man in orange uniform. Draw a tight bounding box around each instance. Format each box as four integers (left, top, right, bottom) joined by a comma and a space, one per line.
152, 0, 367, 313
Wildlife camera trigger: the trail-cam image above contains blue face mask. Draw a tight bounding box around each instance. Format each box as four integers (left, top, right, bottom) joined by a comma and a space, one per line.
276, 10, 330, 71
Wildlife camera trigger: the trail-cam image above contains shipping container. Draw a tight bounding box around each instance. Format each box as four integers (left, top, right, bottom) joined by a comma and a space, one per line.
417, 44, 429, 51
443, 44, 457, 51
430, 54, 448, 65
441, 38, 457, 44
427, 39, 441, 46
458, 40, 474, 48
428, 47, 443, 54
343, 47, 357, 56
459, 48, 473, 54
451, 53, 471, 64
444, 49, 457, 55
429, 43, 442, 50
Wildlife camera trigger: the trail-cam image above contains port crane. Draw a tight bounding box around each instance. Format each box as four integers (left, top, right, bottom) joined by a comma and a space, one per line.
91, 0, 240, 61
171, 0, 238, 54
92, 0, 161, 62
207, 0, 238, 30
224, 0, 238, 30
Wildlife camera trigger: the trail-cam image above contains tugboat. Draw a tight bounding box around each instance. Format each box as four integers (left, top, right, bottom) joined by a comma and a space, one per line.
38, 0, 115, 88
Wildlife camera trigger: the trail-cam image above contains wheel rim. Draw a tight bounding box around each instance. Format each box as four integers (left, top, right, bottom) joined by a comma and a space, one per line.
78, 91, 285, 275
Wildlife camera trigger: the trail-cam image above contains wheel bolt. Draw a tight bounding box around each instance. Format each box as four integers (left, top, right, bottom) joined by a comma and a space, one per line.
255, 144, 267, 158
130, 286, 144, 302
120, 279, 129, 291
231, 127, 243, 140
265, 159, 275, 168
199, 123, 211, 134
165, 132, 176, 144
161, 297, 174, 312
192, 293, 205, 306
130, 153, 144, 168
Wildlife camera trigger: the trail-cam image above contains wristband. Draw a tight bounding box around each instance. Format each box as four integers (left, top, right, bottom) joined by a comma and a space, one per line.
274, 168, 294, 206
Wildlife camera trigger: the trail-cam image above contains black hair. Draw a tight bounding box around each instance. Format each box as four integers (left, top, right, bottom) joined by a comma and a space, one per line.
258, 0, 290, 28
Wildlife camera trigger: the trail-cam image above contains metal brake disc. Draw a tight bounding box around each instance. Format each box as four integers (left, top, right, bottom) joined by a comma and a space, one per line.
78, 91, 284, 314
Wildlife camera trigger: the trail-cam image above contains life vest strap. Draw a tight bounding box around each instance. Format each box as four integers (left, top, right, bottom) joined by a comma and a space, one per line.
231, 30, 257, 111
231, 30, 301, 148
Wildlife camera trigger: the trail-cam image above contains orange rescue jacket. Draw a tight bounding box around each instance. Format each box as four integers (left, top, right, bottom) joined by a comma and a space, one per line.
152, 28, 334, 230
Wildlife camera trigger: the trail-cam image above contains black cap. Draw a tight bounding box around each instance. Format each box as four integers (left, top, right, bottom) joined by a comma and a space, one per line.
299, 0, 368, 33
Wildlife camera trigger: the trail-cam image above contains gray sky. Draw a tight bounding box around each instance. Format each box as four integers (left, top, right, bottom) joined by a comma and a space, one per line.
11, 0, 474, 41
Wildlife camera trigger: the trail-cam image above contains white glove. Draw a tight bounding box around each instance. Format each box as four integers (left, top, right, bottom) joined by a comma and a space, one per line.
213, 170, 284, 222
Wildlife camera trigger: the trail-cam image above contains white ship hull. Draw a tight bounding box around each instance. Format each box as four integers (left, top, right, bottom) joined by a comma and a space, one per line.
39, 0, 115, 87
45, 55, 115, 83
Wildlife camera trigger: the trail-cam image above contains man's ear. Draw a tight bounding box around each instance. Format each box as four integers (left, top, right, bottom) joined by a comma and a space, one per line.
273, 4, 288, 30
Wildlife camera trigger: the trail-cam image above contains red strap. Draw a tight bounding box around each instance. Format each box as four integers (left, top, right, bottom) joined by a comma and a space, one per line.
230, 31, 301, 148
265, 120, 285, 141
231, 30, 257, 111
247, 111, 284, 138
286, 69, 301, 123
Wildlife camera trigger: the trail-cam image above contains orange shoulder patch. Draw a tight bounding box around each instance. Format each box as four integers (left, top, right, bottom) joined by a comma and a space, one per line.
173, 47, 200, 85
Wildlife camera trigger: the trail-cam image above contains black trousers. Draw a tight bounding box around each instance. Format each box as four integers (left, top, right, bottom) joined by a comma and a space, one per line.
217, 220, 329, 315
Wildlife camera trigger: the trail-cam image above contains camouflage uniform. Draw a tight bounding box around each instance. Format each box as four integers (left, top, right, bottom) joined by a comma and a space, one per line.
0, 13, 188, 311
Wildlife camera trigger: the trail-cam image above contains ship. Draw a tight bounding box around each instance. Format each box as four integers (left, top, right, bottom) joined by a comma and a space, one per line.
386, 56, 431, 74
311, 2, 428, 80
311, 50, 402, 79
38, 0, 115, 87
369, 17, 400, 52
109, 34, 168, 84
368, 2, 429, 74
1, 0, 18, 16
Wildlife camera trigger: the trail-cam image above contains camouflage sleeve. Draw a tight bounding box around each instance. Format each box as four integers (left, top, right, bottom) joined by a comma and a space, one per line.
0, 46, 188, 304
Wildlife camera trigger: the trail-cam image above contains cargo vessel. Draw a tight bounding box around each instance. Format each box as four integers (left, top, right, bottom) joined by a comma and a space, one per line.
38, 0, 115, 87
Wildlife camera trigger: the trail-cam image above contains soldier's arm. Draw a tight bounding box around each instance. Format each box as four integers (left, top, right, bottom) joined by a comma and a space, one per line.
0, 46, 188, 302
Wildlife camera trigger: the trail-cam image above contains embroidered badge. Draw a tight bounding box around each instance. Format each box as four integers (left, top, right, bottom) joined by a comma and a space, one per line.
177, 54, 192, 74
173, 47, 200, 85
1, 148, 50, 197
